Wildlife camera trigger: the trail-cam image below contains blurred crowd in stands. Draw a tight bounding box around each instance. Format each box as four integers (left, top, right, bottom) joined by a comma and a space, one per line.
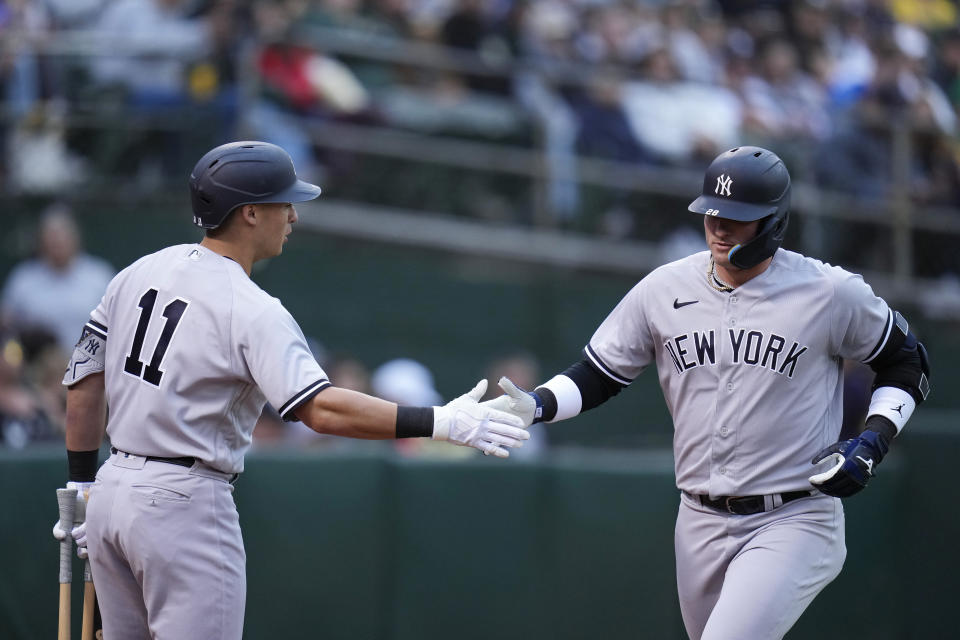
1, 0, 959, 209
0, 0, 952, 449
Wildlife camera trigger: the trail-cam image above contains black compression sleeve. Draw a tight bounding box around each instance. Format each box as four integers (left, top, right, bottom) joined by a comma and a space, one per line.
396, 406, 434, 438
67, 449, 99, 482
864, 414, 897, 446
562, 359, 625, 411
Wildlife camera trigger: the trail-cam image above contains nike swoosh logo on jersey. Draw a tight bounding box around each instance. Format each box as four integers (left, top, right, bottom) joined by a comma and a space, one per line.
673, 298, 699, 309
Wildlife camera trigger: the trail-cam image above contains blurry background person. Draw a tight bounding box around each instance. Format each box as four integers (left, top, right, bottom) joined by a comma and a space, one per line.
371, 357, 461, 457
0, 203, 114, 355
0, 330, 58, 449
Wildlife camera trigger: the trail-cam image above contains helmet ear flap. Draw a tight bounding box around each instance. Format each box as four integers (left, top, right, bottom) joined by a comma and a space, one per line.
728, 210, 790, 269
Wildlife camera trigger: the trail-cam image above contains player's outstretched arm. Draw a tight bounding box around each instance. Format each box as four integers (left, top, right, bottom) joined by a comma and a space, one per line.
481, 358, 627, 427
294, 380, 529, 458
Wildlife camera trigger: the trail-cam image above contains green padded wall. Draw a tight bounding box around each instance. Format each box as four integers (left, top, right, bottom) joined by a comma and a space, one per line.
3, 431, 957, 640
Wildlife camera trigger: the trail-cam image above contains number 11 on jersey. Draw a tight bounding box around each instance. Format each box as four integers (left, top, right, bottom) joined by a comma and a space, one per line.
123, 288, 190, 387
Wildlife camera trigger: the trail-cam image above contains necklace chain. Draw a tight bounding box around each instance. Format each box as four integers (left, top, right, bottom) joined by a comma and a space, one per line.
707, 258, 735, 292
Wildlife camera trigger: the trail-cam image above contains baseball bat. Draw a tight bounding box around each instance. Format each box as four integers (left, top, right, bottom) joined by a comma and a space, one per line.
73, 495, 97, 640
56, 487, 78, 640
82, 573, 97, 640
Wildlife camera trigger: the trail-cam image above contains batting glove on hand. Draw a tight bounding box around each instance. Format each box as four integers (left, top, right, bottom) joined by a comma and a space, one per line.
433, 379, 529, 458
480, 377, 542, 428
809, 430, 889, 498
52, 481, 93, 559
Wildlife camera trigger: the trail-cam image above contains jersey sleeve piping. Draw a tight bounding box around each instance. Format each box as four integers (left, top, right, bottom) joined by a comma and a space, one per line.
278, 379, 332, 421
584, 344, 634, 386
85, 319, 108, 339
863, 309, 894, 364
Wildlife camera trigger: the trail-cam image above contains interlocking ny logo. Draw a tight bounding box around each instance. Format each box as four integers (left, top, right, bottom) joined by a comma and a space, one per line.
715, 174, 733, 196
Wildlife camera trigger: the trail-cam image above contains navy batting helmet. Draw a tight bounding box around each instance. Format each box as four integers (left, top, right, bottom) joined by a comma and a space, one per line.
688, 146, 791, 269
189, 141, 322, 229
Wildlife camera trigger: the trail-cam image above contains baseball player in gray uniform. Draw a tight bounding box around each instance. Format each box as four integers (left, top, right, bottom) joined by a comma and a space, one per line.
51, 141, 529, 640
484, 146, 931, 639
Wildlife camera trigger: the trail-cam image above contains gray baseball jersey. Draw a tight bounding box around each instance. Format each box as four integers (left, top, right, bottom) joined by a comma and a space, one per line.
88, 243, 329, 473
80, 243, 330, 639
587, 248, 890, 497
584, 247, 892, 639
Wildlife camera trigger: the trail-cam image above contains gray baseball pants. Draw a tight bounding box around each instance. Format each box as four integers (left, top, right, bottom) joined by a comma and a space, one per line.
675, 492, 846, 640
85, 451, 246, 640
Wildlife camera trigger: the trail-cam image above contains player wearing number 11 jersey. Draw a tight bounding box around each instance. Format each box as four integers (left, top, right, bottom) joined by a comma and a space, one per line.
54, 141, 528, 640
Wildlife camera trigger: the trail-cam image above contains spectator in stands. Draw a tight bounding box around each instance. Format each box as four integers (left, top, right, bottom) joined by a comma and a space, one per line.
440, 0, 513, 95
88, 0, 210, 106
821, 6, 877, 108
326, 354, 373, 395
513, 0, 582, 221
0, 0, 52, 184
893, 23, 957, 137
620, 46, 742, 167
889, 0, 957, 31
0, 0, 48, 118
571, 72, 650, 164
0, 203, 114, 354
371, 358, 465, 457
25, 339, 69, 437
247, 0, 376, 184
5, 102, 88, 195
84, 0, 239, 176
661, 0, 718, 84
371, 358, 442, 408
0, 329, 58, 448
931, 28, 960, 109
43, 0, 107, 29
817, 29, 956, 199
740, 37, 831, 147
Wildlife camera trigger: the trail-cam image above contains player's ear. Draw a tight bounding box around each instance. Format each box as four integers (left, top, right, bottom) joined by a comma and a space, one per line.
239, 204, 257, 226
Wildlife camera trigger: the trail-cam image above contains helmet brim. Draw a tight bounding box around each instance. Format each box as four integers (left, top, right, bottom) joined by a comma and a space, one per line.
271, 178, 322, 204
688, 195, 778, 222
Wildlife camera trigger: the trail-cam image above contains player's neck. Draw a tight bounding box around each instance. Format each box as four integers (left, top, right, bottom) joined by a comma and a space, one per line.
713, 256, 773, 288
200, 237, 254, 275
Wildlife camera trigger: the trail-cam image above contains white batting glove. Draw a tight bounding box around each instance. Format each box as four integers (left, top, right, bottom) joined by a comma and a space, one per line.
432, 379, 530, 458
52, 481, 93, 559
72, 521, 89, 559
480, 376, 539, 427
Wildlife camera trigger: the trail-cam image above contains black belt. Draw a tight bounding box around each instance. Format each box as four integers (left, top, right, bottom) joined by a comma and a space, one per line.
111, 447, 196, 468
687, 490, 814, 515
